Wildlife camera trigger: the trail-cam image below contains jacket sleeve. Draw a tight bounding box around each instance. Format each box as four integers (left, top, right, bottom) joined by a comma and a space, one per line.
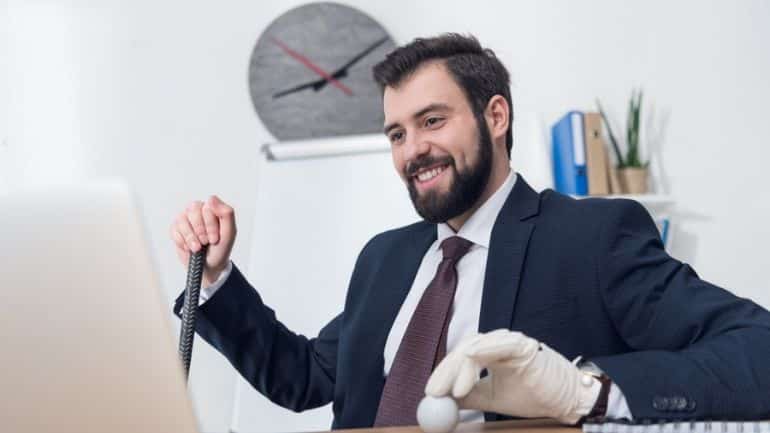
173, 263, 339, 412
589, 199, 770, 420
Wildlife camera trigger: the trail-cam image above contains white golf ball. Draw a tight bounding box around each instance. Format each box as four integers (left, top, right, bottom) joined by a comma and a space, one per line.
417, 395, 459, 433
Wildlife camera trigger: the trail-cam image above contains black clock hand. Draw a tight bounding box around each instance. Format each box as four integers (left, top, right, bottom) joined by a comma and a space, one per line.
272, 36, 389, 99
273, 79, 327, 98
274, 71, 350, 97
327, 36, 389, 79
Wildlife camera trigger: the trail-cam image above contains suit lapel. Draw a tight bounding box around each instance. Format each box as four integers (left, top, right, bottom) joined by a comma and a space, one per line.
478, 175, 540, 333
477, 176, 540, 421
354, 222, 436, 427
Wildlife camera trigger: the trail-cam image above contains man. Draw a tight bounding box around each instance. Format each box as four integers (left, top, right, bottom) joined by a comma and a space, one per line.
170, 34, 770, 429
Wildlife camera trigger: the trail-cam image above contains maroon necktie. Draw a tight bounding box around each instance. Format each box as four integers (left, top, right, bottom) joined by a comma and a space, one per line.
374, 236, 474, 427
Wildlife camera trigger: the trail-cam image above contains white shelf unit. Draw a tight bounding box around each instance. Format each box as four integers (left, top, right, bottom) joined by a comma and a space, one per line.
585, 194, 675, 207
573, 193, 676, 250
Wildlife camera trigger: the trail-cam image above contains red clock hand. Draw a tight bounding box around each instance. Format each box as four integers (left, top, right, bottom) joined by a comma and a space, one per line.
270, 37, 354, 96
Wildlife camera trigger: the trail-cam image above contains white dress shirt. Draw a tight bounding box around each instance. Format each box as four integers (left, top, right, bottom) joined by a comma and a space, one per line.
200, 169, 632, 421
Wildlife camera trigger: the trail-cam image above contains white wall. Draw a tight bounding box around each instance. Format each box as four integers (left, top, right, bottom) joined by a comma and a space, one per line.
1, 0, 8, 191
6, 1, 770, 432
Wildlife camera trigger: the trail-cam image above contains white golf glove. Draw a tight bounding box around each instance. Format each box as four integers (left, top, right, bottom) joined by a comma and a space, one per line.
425, 329, 602, 425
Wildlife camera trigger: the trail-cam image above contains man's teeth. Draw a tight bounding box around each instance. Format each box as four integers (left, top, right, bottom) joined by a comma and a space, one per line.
417, 165, 446, 182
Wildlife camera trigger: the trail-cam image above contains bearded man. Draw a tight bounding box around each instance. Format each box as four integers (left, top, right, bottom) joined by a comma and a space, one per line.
170, 34, 770, 429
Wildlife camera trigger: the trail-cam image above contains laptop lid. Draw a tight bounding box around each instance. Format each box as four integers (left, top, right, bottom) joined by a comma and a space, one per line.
0, 181, 199, 433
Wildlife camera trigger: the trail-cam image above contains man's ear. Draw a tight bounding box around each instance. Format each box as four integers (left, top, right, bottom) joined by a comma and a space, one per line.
484, 95, 510, 144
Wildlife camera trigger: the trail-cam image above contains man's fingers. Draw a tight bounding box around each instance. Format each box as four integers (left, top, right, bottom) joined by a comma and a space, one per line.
451, 357, 480, 399
425, 353, 463, 397
456, 376, 493, 411
460, 329, 511, 355
171, 221, 191, 266
176, 212, 201, 252
186, 201, 208, 245
174, 243, 190, 267
208, 195, 236, 241
202, 203, 220, 244
466, 331, 538, 367
171, 227, 187, 251
209, 195, 231, 218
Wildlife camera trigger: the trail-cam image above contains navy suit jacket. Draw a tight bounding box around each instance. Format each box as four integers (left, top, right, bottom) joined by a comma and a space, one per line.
174, 176, 770, 428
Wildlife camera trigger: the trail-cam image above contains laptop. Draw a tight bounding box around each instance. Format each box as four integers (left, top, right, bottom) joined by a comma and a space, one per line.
0, 181, 200, 433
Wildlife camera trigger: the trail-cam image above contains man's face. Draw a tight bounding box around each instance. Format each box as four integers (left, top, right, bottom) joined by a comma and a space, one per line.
383, 62, 492, 223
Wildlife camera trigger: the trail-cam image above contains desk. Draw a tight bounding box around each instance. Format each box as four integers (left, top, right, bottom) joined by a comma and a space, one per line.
323, 419, 770, 433
328, 420, 578, 433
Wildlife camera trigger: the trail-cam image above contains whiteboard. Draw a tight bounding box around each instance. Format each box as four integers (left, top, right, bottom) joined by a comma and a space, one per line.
237, 134, 419, 433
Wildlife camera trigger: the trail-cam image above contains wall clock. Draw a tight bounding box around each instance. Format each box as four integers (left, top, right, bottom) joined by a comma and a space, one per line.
248, 2, 396, 141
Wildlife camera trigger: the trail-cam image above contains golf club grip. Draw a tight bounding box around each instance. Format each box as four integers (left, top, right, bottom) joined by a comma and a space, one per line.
178, 245, 207, 382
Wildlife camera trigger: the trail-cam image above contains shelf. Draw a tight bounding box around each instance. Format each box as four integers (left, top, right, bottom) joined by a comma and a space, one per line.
574, 194, 675, 206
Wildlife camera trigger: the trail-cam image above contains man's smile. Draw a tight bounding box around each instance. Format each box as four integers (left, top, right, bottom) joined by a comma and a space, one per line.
412, 163, 451, 192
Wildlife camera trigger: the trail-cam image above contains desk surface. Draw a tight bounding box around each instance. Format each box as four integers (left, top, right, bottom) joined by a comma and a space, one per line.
328, 420, 579, 433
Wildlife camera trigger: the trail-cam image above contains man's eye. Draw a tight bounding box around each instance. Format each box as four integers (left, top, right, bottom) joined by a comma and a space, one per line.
389, 132, 404, 143
425, 117, 443, 127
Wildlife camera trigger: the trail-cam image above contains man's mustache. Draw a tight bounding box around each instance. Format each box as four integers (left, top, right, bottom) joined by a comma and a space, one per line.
405, 156, 454, 178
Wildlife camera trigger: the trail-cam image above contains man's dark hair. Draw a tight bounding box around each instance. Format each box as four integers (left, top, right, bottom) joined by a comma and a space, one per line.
372, 33, 513, 157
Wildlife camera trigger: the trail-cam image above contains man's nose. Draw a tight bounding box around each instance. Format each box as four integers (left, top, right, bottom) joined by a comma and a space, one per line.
402, 134, 430, 163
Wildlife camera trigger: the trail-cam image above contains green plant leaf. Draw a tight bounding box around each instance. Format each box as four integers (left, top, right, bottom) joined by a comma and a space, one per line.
624, 88, 647, 168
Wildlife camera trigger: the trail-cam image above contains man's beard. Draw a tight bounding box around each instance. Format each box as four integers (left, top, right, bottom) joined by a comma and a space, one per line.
406, 119, 493, 224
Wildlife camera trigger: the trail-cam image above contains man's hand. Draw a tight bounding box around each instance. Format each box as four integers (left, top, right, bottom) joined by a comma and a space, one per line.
170, 195, 237, 287
425, 329, 601, 425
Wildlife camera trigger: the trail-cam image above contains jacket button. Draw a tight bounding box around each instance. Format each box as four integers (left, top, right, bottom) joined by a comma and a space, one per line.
686, 399, 697, 412
653, 396, 670, 411
673, 397, 687, 411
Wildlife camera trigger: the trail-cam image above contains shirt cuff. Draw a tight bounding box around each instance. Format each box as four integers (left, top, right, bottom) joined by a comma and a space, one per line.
579, 360, 633, 420
199, 261, 233, 305
606, 382, 633, 420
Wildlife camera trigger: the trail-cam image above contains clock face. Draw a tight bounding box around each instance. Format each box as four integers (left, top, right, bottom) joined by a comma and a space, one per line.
248, 3, 397, 141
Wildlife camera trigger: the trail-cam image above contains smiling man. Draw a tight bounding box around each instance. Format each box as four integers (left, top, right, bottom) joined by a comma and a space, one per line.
171, 34, 770, 429
383, 59, 504, 230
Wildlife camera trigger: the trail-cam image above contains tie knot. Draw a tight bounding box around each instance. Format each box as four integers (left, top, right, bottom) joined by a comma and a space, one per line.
440, 236, 473, 261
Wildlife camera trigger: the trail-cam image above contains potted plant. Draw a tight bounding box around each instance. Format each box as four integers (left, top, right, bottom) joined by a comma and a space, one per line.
597, 89, 649, 194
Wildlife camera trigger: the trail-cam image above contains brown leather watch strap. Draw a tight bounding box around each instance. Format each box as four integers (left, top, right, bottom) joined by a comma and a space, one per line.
579, 374, 612, 424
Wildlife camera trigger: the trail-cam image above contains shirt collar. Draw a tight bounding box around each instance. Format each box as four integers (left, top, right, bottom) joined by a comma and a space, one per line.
435, 169, 517, 251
